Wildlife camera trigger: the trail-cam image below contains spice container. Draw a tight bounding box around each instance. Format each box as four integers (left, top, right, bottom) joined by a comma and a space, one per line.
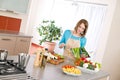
34, 48, 48, 68
39, 48, 48, 68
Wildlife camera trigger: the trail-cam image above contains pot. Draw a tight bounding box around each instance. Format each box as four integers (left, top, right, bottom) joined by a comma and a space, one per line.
0, 49, 8, 61
43, 41, 56, 53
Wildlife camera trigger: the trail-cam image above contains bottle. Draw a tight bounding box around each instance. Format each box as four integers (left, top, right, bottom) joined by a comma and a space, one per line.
41, 48, 48, 68
34, 48, 41, 67
39, 48, 44, 68
44, 48, 49, 61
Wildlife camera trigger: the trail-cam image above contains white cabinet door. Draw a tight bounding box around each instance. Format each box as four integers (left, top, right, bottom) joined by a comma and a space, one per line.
14, 37, 31, 55
0, 36, 16, 55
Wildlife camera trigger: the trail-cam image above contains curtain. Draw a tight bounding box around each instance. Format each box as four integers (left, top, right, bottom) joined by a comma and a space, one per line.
74, 2, 107, 54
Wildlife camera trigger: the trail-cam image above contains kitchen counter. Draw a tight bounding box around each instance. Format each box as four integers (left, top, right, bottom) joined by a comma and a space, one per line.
7, 55, 110, 80
0, 30, 33, 38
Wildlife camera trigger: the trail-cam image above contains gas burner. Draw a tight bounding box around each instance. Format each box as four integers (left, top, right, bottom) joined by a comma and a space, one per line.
0, 60, 26, 75
0, 60, 7, 65
0, 66, 4, 69
0, 69, 6, 74
6, 67, 16, 72
0, 66, 16, 74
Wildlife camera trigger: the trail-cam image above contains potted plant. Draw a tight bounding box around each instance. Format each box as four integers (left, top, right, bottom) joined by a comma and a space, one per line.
37, 20, 62, 53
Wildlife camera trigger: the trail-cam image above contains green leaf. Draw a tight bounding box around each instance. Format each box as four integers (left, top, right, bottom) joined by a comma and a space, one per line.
37, 20, 63, 44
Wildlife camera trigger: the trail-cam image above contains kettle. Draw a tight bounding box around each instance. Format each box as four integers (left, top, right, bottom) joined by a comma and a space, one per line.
0, 49, 8, 61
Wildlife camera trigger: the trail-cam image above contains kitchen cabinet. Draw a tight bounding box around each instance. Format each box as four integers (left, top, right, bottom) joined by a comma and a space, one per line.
0, 16, 7, 30
0, 0, 29, 14
0, 16, 21, 32
0, 36, 16, 55
0, 35, 32, 55
14, 37, 31, 55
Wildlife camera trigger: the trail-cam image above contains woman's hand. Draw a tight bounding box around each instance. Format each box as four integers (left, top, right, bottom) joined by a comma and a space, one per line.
59, 43, 65, 48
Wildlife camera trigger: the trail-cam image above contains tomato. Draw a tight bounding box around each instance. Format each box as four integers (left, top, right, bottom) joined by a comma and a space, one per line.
81, 57, 86, 61
84, 60, 88, 63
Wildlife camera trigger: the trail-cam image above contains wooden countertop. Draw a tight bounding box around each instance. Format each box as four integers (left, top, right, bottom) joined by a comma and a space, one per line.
0, 30, 33, 38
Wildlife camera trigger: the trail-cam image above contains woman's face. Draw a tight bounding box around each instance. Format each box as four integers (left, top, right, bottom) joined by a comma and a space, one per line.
77, 23, 85, 34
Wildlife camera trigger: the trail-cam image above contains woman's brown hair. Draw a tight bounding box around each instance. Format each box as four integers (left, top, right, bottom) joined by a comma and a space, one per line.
74, 19, 88, 37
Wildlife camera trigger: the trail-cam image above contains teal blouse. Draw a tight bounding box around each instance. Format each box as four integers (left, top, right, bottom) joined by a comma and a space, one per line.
59, 30, 87, 48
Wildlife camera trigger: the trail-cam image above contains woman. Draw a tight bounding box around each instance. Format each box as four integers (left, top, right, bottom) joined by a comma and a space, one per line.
59, 19, 88, 60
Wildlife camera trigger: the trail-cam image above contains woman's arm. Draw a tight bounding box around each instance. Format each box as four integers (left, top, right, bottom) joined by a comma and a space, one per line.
59, 31, 66, 44
59, 43, 65, 48
59, 30, 71, 48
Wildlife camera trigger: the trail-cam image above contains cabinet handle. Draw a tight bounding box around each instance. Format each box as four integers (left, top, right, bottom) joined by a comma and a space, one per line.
1, 38, 11, 41
20, 39, 27, 42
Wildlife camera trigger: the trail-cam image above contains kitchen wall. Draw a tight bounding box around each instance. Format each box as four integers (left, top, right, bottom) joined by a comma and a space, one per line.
101, 0, 120, 80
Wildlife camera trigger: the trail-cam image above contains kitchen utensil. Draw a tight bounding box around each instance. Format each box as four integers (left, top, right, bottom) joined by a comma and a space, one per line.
0, 49, 8, 61
18, 53, 30, 70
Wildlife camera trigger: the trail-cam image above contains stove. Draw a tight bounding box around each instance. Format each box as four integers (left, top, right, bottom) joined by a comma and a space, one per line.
0, 60, 26, 75
0, 60, 36, 80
